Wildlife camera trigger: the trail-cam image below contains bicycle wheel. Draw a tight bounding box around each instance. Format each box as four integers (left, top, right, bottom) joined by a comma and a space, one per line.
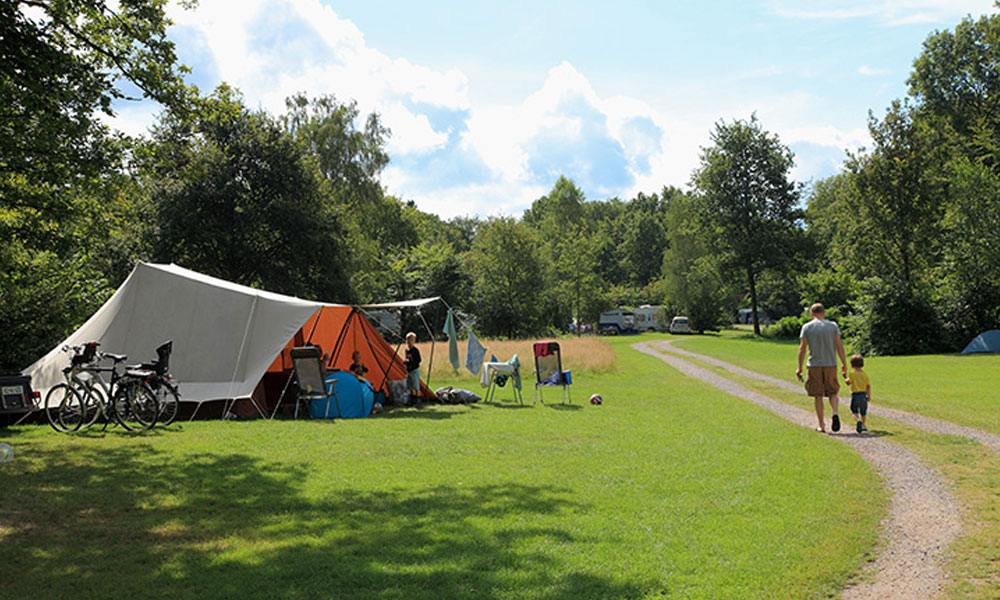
77, 381, 106, 431
155, 381, 180, 426
57, 385, 88, 432
113, 379, 158, 431
45, 384, 79, 433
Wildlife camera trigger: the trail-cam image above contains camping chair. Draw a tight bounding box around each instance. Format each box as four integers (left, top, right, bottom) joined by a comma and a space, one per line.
533, 341, 572, 404
289, 346, 340, 419
482, 354, 523, 404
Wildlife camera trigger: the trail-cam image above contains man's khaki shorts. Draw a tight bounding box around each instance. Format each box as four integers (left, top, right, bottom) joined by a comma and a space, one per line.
805, 366, 840, 397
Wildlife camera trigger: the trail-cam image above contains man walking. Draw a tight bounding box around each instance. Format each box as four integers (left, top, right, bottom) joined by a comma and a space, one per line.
796, 303, 848, 432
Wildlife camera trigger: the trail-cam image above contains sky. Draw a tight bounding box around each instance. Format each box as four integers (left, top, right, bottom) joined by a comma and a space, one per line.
109, 0, 999, 219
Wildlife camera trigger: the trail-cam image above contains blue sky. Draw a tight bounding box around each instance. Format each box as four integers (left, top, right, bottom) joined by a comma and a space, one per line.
110, 0, 998, 218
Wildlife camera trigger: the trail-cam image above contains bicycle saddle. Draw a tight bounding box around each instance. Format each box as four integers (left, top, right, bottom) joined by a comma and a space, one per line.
103, 352, 127, 363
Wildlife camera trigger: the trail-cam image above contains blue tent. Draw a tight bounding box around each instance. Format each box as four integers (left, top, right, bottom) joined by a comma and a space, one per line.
961, 330, 1000, 354
309, 371, 375, 418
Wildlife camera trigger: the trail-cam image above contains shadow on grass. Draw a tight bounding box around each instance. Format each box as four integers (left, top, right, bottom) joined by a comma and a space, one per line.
0, 441, 652, 600
544, 404, 583, 411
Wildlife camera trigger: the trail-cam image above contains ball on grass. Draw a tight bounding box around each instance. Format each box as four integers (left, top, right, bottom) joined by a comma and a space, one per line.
589, 394, 603, 405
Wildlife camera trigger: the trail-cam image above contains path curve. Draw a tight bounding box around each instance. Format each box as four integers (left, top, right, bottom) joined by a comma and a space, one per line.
634, 340, 962, 600
658, 338, 1000, 454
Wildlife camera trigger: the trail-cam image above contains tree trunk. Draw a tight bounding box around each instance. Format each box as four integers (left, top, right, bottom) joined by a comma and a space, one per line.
748, 266, 761, 336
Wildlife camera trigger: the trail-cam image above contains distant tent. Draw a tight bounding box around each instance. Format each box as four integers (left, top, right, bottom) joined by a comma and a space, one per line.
24, 262, 431, 416
962, 330, 1000, 354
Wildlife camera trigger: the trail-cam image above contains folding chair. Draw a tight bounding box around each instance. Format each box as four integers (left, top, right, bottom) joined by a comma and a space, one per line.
289, 346, 340, 419
482, 354, 523, 404
533, 341, 572, 404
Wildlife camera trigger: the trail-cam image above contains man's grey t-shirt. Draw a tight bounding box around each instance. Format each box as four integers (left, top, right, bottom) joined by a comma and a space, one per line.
800, 319, 840, 367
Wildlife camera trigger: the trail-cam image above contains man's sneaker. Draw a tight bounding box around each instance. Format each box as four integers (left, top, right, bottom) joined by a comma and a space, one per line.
832, 414, 841, 432
856, 420, 863, 434
862, 424, 868, 432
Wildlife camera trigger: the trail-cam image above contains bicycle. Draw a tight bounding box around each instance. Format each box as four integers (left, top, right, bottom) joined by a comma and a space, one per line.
46, 343, 159, 432
128, 341, 180, 426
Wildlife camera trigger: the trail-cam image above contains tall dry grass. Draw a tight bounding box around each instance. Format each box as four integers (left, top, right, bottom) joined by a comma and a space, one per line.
405, 336, 617, 380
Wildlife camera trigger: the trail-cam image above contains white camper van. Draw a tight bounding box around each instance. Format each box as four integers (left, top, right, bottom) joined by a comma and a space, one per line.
632, 305, 666, 332
599, 309, 637, 335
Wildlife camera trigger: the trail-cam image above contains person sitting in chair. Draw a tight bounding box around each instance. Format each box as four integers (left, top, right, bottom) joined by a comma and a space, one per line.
349, 350, 369, 380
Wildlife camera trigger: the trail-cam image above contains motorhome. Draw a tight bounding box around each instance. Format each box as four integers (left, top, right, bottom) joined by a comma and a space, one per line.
632, 305, 666, 332
599, 309, 637, 335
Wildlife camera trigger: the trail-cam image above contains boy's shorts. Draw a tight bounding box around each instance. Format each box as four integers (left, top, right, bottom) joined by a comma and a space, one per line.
805, 366, 840, 397
850, 391, 868, 416
406, 367, 420, 392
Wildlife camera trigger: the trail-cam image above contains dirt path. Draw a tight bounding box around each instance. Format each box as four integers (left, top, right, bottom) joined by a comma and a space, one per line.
659, 339, 1000, 454
634, 340, 962, 600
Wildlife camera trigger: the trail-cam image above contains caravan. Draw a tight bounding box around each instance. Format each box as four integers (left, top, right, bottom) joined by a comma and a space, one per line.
632, 305, 666, 332
598, 309, 637, 335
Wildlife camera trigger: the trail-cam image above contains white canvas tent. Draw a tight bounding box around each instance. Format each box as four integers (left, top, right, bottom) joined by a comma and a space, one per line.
24, 262, 337, 409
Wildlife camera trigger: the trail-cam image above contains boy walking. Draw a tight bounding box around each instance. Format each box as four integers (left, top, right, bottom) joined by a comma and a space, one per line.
845, 354, 872, 433
404, 332, 421, 404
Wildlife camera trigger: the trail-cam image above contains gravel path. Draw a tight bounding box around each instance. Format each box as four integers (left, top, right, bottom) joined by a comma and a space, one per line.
634, 340, 962, 600
658, 339, 1000, 454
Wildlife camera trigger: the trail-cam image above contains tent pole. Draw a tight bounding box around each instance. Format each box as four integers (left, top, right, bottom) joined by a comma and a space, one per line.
328, 308, 354, 370
270, 370, 296, 420
221, 295, 264, 420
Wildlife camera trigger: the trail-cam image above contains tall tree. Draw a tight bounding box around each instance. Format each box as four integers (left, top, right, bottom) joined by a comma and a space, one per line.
468, 217, 549, 338
845, 101, 949, 285
691, 115, 803, 335
0, 0, 191, 372
144, 86, 354, 301
660, 193, 729, 331
908, 12, 1000, 168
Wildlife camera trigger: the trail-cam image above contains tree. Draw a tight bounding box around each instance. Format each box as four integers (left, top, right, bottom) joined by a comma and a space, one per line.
908, 12, 1000, 168
691, 115, 803, 335
845, 101, 949, 285
144, 86, 354, 301
660, 193, 729, 331
468, 217, 549, 338
936, 157, 1000, 346
0, 0, 191, 372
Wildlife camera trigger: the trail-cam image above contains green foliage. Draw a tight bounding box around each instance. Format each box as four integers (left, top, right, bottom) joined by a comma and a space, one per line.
144, 86, 354, 302
764, 307, 843, 340
798, 269, 858, 312
691, 115, 805, 334
934, 157, 1000, 347
908, 12, 1000, 166
845, 101, 949, 284
660, 193, 729, 331
850, 279, 946, 356
468, 216, 550, 338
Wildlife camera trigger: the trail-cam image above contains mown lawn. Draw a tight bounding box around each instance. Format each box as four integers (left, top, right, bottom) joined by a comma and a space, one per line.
0, 337, 883, 600
665, 331, 1000, 598
670, 330, 1000, 435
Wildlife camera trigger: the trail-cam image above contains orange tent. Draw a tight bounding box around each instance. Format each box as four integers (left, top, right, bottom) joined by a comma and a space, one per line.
266, 306, 433, 404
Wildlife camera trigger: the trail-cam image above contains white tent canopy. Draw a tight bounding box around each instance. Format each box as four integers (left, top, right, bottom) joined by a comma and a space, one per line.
24, 262, 339, 407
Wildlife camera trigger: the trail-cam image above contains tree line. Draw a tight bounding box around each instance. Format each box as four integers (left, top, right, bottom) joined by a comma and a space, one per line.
3, 2, 999, 373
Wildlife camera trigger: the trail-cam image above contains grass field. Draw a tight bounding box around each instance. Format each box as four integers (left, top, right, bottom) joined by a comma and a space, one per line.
666, 330, 1000, 598
0, 335, 884, 600
670, 331, 1000, 435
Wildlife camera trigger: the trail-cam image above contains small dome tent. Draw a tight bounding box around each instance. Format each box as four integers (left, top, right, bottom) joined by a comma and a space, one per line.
961, 330, 1000, 354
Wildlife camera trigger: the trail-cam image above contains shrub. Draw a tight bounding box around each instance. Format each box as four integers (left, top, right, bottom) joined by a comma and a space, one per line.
851, 278, 946, 355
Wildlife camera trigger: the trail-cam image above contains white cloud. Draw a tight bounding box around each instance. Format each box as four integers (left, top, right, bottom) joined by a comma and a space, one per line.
108, 1, 882, 218
858, 65, 889, 76
163, 0, 464, 155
